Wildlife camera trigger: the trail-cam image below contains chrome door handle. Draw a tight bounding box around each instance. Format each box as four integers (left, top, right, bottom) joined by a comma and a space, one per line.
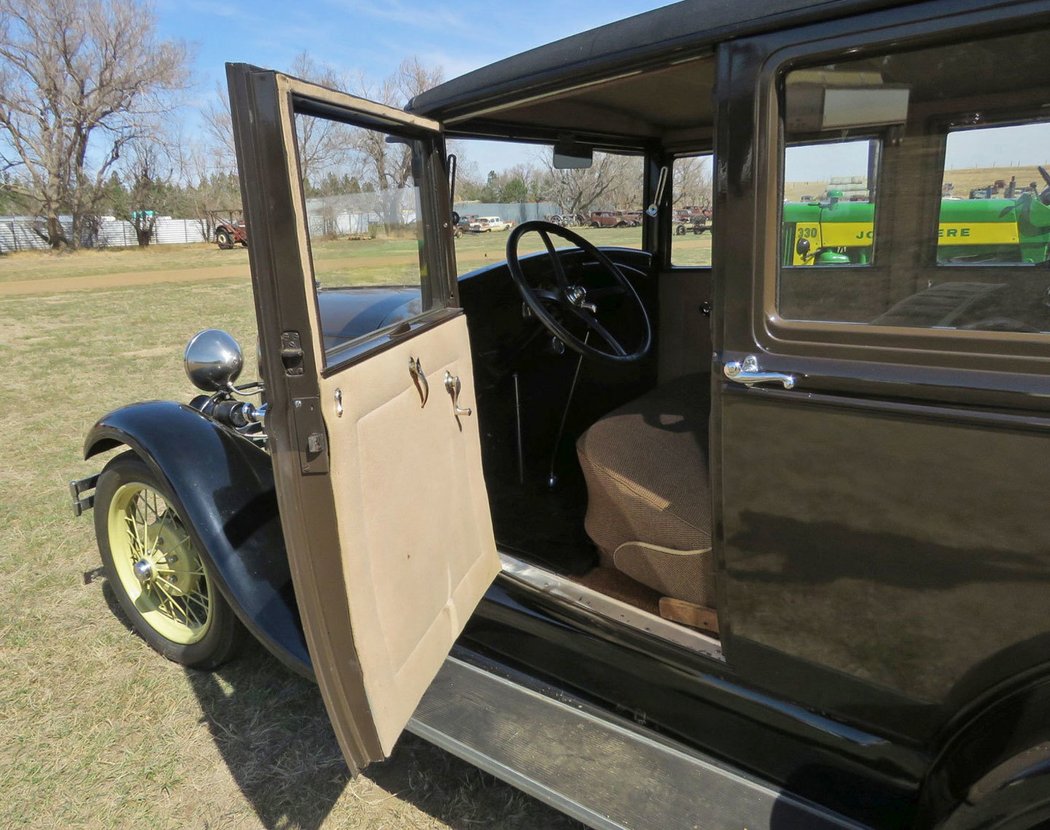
444, 371, 472, 417
723, 355, 797, 389
409, 357, 429, 407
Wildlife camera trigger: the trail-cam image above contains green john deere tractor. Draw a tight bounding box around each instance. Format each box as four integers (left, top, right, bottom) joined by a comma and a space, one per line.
783, 174, 1050, 267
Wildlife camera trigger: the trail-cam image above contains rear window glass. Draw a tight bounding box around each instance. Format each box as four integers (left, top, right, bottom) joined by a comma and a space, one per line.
670, 153, 714, 267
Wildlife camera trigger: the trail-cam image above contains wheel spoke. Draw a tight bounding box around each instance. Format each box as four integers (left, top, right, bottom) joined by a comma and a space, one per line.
123, 514, 142, 557
537, 230, 570, 290
571, 307, 627, 356
185, 590, 209, 617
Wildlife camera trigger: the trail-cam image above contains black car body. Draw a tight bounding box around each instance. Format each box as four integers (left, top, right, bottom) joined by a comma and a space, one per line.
75, 2, 1050, 828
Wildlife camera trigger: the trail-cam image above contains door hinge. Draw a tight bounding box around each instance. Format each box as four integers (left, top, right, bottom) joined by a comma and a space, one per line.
281, 331, 305, 376
291, 397, 329, 474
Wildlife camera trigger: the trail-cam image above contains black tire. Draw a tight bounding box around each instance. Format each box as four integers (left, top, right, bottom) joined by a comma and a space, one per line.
675, 224, 686, 236
215, 228, 233, 249
94, 451, 243, 669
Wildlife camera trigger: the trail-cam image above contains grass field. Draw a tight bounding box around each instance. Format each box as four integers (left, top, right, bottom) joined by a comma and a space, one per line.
0, 224, 713, 292
0, 244, 595, 826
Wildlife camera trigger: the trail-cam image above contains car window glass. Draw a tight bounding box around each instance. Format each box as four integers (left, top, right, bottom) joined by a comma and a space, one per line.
292, 112, 442, 364
451, 139, 644, 276
782, 139, 878, 266
777, 29, 1050, 335
939, 122, 1050, 266
670, 153, 714, 266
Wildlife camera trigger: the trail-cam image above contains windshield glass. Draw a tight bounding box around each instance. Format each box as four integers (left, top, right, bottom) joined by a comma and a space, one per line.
450, 139, 644, 276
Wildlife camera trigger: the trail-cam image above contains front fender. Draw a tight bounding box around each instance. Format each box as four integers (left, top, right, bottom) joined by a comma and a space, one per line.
85, 401, 313, 680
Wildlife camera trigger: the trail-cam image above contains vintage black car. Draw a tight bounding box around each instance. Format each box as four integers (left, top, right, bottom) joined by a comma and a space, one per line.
72, 1, 1050, 827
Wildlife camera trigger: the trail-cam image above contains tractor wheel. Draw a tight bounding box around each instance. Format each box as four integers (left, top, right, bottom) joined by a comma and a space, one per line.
215, 229, 234, 249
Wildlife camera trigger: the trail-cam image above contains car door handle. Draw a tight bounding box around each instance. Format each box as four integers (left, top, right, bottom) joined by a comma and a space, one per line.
723, 355, 797, 389
444, 371, 472, 417
409, 356, 429, 407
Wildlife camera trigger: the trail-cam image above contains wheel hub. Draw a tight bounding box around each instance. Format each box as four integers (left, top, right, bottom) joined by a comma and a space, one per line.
133, 558, 153, 584
565, 284, 597, 312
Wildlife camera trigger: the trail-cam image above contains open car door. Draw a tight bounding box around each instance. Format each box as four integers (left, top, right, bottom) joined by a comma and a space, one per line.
226, 65, 500, 772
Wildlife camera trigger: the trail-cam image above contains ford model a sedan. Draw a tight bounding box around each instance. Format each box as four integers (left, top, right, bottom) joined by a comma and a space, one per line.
73, 1, 1050, 827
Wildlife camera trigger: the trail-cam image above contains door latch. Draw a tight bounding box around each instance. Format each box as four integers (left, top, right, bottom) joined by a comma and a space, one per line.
723, 355, 797, 389
291, 397, 329, 474
281, 331, 305, 376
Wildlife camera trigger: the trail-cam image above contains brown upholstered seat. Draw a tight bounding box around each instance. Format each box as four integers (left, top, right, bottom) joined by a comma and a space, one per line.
575, 373, 715, 607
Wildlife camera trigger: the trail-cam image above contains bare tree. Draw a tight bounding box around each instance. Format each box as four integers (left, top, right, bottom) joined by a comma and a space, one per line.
203, 52, 356, 188
347, 58, 445, 231
541, 152, 637, 216
201, 86, 237, 175
288, 53, 355, 187
182, 144, 242, 243
113, 140, 178, 246
672, 154, 713, 211
0, 0, 189, 248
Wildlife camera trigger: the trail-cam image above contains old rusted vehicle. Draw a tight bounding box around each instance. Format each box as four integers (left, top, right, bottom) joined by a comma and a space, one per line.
213, 217, 247, 249
589, 209, 632, 227
72, 1, 1050, 827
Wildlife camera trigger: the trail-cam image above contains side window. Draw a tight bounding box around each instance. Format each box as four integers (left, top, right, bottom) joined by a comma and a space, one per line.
670, 153, 713, 266
939, 122, 1050, 266
293, 112, 442, 364
777, 30, 1050, 334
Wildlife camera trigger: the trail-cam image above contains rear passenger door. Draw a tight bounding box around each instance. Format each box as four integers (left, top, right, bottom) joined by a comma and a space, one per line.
714, 2, 1050, 742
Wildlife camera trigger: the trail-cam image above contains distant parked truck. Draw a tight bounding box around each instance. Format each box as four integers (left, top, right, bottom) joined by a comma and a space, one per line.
468, 216, 513, 232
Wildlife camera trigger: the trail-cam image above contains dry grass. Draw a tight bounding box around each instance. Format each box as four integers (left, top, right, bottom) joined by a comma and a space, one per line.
0, 271, 582, 829
0, 226, 653, 288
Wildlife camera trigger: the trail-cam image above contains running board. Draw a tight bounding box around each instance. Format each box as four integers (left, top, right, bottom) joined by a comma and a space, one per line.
407, 656, 867, 830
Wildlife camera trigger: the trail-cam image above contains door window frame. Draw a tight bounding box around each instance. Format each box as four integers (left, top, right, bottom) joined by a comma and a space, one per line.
284, 86, 460, 377
737, 0, 1050, 380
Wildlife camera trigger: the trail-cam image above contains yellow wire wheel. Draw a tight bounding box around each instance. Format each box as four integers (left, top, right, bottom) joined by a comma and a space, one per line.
106, 481, 212, 644
94, 452, 241, 668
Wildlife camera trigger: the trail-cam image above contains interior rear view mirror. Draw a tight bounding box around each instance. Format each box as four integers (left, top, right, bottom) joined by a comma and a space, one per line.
553, 142, 593, 169
785, 71, 910, 132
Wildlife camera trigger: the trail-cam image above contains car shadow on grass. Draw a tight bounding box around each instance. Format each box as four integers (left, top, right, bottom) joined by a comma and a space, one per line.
101, 581, 580, 830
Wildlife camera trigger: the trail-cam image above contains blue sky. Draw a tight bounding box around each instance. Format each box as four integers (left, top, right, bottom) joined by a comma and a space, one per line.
152, 0, 1050, 181
157, 1, 671, 111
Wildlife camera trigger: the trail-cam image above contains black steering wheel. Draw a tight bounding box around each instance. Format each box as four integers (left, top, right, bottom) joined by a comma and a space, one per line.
505, 221, 652, 364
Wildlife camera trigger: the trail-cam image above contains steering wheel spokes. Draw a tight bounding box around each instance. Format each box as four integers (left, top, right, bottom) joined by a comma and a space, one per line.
505, 221, 652, 364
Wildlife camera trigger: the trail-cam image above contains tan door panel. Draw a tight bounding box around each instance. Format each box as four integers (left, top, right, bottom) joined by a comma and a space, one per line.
318, 313, 499, 754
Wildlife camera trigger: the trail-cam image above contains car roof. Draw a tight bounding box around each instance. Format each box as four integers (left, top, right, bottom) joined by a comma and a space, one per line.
408, 0, 917, 127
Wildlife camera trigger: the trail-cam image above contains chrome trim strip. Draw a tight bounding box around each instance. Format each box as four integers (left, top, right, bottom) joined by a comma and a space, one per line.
498, 552, 724, 662
408, 656, 867, 830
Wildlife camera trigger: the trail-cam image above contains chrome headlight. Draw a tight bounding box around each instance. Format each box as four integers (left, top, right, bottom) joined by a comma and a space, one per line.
184, 329, 244, 392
